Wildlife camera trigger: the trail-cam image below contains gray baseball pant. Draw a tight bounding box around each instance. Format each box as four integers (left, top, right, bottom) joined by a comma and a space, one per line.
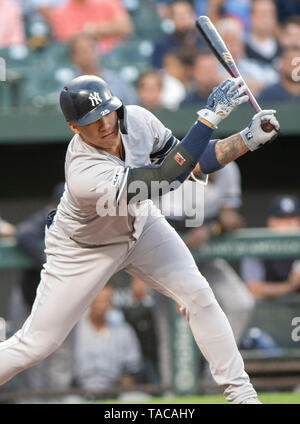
0, 214, 256, 403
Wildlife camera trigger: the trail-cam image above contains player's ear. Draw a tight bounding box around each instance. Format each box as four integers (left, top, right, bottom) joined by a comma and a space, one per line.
68, 122, 80, 134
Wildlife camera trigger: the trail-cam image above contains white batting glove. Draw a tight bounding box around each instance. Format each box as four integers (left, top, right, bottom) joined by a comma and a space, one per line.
240, 110, 280, 151
197, 76, 249, 128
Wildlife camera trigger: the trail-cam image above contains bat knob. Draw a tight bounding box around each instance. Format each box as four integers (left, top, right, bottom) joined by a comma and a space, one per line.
261, 119, 274, 133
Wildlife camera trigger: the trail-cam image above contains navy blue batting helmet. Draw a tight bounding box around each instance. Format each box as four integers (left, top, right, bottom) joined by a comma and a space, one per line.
59, 75, 127, 133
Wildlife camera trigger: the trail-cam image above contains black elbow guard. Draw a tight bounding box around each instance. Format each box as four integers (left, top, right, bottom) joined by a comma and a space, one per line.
117, 145, 196, 204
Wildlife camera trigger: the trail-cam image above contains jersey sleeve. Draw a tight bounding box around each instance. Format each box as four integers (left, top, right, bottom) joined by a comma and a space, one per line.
143, 109, 179, 164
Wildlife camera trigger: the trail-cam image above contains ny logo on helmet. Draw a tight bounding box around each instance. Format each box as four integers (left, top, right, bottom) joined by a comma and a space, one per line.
89, 92, 102, 107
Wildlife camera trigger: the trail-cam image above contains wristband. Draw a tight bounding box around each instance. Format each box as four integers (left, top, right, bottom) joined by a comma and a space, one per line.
197, 108, 220, 128
199, 139, 223, 174
240, 127, 257, 151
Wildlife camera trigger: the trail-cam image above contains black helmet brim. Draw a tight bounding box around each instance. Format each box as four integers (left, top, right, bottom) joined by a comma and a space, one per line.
73, 96, 123, 127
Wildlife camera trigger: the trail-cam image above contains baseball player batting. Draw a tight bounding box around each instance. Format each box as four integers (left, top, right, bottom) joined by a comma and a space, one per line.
0, 75, 279, 403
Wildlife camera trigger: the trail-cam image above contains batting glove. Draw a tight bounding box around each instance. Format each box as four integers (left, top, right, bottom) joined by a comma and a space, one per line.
240, 110, 280, 151
197, 76, 249, 128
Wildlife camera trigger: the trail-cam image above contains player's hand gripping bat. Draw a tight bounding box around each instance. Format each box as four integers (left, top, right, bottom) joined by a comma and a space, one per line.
196, 16, 275, 132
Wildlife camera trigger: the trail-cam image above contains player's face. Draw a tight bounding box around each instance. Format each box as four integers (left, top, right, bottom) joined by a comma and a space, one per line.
69, 111, 120, 151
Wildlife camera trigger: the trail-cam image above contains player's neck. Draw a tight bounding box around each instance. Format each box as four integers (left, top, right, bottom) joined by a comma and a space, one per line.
107, 145, 124, 160
118, 139, 125, 161
105, 137, 125, 160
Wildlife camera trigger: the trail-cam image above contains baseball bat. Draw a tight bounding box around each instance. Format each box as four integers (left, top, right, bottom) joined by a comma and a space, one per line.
195, 16, 274, 132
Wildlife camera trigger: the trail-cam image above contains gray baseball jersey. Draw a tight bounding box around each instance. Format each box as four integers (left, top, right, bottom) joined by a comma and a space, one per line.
0, 104, 257, 403
55, 105, 177, 246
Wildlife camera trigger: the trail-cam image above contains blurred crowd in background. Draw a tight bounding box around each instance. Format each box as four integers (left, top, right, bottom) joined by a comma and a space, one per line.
0, 0, 300, 110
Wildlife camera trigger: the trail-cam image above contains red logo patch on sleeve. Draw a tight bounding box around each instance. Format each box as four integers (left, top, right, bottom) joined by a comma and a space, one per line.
174, 152, 186, 166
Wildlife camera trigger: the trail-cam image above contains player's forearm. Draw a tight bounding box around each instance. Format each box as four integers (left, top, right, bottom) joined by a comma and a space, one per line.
196, 110, 280, 175
193, 133, 248, 177
214, 133, 249, 167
